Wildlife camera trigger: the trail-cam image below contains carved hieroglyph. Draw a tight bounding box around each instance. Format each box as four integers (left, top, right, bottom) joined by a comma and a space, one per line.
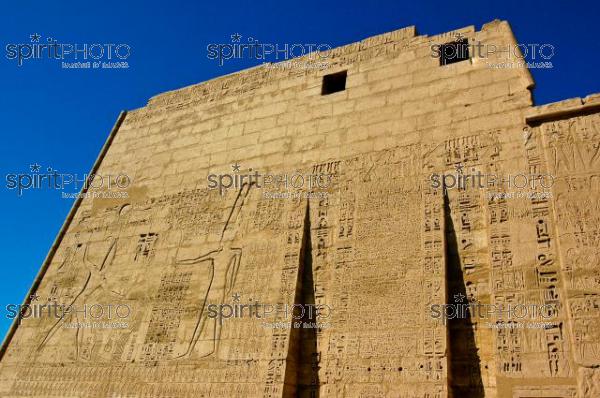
1, 19, 600, 398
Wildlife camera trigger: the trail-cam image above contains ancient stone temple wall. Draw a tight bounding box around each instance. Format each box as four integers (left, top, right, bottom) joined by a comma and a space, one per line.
1, 18, 599, 398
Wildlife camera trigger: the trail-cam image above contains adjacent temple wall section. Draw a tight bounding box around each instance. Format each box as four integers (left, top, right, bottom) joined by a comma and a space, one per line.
523, 95, 600, 398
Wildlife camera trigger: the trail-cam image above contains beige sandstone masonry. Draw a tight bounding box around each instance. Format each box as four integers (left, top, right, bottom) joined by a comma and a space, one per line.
1, 19, 599, 398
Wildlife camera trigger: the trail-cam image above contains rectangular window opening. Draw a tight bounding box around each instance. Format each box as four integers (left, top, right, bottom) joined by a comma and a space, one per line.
439, 38, 470, 66
321, 70, 347, 95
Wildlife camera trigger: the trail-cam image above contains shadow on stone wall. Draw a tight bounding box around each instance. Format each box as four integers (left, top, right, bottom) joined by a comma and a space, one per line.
444, 193, 485, 398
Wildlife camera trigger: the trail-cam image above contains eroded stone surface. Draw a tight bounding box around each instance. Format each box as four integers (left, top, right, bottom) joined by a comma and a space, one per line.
0, 19, 599, 398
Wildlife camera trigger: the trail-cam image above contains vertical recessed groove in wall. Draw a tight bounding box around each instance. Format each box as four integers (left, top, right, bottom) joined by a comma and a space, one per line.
282, 200, 320, 397
444, 192, 484, 398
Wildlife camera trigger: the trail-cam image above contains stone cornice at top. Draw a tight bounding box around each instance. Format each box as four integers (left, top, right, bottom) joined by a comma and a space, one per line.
526, 93, 600, 124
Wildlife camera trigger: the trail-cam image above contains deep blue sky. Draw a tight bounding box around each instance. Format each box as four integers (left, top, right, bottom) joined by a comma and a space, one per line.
0, 0, 599, 341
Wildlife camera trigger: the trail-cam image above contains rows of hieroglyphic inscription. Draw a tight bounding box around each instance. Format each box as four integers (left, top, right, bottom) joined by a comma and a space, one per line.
8, 364, 270, 396
519, 126, 573, 379
428, 125, 580, 395
441, 131, 500, 395
0, 185, 306, 397
309, 144, 447, 398
482, 130, 522, 381
262, 195, 305, 398
538, 114, 600, 397
442, 125, 577, 386
452, 123, 578, 398
420, 182, 446, 398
